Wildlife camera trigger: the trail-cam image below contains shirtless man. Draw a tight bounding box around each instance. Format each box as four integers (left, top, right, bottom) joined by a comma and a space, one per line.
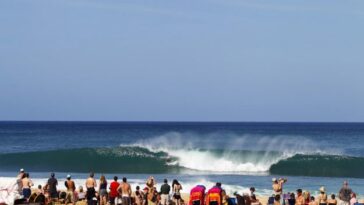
22, 173, 33, 199
86, 172, 97, 205
17, 168, 25, 194
296, 189, 305, 205
117, 177, 132, 205
65, 175, 76, 205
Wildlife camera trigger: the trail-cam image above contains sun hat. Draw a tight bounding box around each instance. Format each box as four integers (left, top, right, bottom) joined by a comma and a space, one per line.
272, 178, 277, 182
67, 174, 71, 178
319, 186, 326, 192
20, 168, 24, 172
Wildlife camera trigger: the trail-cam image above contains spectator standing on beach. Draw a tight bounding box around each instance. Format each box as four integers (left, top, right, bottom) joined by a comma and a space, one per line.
109, 176, 120, 205
172, 179, 182, 205
318, 187, 327, 205
147, 176, 156, 189
46, 173, 58, 200
86, 172, 97, 205
65, 175, 76, 205
21, 173, 33, 199
17, 168, 25, 194
160, 179, 171, 205
117, 177, 132, 205
272, 178, 287, 196
339, 181, 352, 205
135, 186, 144, 205
142, 187, 149, 205
296, 189, 305, 205
99, 175, 108, 205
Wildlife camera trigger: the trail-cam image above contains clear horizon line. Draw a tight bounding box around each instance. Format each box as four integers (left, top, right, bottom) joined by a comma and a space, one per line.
0, 120, 363, 124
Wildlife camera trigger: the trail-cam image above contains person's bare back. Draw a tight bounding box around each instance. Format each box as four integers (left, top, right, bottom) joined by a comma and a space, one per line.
86, 177, 96, 188
22, 178, 31, 188
121, 182, 131, 196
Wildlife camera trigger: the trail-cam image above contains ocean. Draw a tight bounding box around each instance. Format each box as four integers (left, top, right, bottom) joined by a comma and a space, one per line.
1, 121, 364, 197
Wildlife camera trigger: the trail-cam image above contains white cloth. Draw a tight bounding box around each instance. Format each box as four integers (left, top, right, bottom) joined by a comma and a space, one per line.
0, 178, 21, 205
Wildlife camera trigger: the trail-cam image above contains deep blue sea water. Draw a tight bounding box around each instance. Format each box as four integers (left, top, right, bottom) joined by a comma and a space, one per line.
1, 121, 364, 196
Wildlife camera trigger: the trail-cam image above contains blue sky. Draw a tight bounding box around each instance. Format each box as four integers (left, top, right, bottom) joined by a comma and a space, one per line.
1, 0, 364, 121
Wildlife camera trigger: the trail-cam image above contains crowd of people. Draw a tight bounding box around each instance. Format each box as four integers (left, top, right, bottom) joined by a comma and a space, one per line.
270, 178, 359, 205
13, 169, 362, 205
15, 169, 184, 205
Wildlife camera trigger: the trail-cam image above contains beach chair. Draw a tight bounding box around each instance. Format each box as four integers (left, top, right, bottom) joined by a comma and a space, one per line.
189, 185, 206, 205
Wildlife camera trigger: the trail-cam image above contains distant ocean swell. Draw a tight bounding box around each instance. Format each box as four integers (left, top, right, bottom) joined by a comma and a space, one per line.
0, 145, 363, 178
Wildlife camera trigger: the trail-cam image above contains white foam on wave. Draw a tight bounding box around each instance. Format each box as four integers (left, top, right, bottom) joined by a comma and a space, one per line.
122, 133, 343, 173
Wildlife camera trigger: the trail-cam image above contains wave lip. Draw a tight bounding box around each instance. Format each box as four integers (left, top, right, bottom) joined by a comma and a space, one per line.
0, 143, 363, 178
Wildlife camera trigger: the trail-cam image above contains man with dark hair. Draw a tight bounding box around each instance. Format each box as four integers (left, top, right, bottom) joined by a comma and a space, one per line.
47, 173, 58, 200
86, 172, 97, 205
118, 177, 132, 205
160, 179, 171, 205
296, 189, 305, 205
109, 176, 120, 205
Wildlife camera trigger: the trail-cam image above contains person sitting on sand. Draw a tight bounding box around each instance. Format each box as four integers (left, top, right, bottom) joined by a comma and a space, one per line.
86, 172, 97, 205
22, 173, 33, 199
117, 177, 132, 205
327, 194, 337, 205
309, 196, 318, 205
36, 185, 44, 195
99, 175, 108, 205
109, 176, 120, 205
296, 189, 305, 205
233, 192, 246, 205
77, 186, 86, 201
350, 193, 357, 205
46, 173, 58, 201
172, 179, 182, 205
65, 175, 76, 205
272, 178, 287, 196
318, 187, 327, 205
275, 195, 281, 205
251, 195, 262, 205
339, 181, 352, 205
